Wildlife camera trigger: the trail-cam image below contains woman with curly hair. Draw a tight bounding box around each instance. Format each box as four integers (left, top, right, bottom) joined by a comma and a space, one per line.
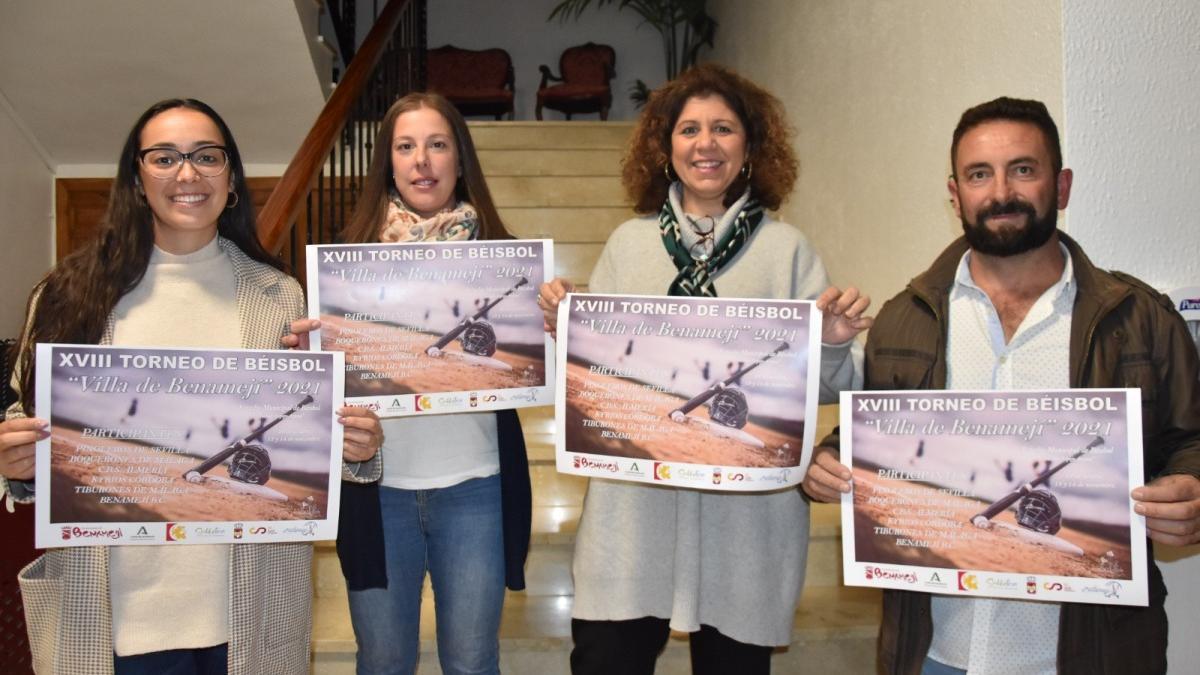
538, 64, 872, 674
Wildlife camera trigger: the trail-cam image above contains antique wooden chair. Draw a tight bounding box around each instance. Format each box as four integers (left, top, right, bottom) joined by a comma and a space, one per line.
426, 45, 515, 120
536, 42, 616, 120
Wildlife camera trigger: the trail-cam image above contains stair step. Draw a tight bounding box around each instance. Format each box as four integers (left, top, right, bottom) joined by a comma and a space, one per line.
479, 149, 623, 177
488, 175, 627, 209
551, 242, 604, 286
517, 406, 555, 436
467, 121, 634, 150
501, 207, 633, 242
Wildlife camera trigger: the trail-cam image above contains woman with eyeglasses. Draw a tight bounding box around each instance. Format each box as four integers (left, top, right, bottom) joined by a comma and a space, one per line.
537, 64, 872, 674
0, 98, 383, 675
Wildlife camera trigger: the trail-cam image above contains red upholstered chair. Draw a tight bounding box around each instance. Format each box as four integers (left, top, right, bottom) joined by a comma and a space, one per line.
536, 42, 616, 120
426, 45, 515, 120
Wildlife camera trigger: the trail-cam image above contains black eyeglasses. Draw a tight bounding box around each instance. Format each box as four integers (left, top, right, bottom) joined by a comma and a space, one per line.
138, 145, 230, 179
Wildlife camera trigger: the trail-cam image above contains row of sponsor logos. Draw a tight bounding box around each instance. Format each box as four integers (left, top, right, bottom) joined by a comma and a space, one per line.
376, 390, 540, 414
60, 521, 320, 543
862, 565, 1124, 599
571, 455, 793, 486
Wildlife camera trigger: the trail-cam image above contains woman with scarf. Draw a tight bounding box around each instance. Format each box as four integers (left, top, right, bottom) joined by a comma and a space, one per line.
0, 98, 383, 674
538, 64, 872, 674
285, 92, 530, 675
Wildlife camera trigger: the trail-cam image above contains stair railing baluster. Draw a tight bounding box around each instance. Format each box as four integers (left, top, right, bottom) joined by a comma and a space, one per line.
257, 0, 426, 282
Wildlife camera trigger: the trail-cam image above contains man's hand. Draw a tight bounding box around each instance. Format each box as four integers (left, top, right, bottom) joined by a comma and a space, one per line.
814, 285, 873, 345
1133, 474, 1200, 546
801, 445, 853, 503
281, 318, 321, 350
537, 278, 575, 338
0, 418, 49, 481
339, 406, 383, 463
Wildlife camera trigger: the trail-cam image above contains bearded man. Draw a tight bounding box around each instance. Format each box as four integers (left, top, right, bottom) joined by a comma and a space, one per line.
803, 97, 1200, 675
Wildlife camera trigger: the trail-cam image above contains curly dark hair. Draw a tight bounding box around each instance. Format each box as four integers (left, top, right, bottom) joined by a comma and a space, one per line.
622, 63, 798, 214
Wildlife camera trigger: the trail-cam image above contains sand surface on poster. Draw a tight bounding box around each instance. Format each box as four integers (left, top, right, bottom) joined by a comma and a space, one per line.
321, 314, 544, 395
852, 466, 1131, 579
50, 427, 327, 523
564, 363, 800, 466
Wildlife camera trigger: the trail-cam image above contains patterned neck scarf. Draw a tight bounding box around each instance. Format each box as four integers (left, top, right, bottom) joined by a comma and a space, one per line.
379, 189, 479, 242
659, 183, 764, 296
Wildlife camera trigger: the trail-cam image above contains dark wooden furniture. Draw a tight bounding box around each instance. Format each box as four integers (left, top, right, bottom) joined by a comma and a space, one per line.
536, 42, 616, 120
426, 45, 515, 120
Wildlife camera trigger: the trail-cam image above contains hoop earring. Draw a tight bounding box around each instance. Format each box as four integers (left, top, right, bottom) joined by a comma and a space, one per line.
226, 191, 240, 209
664, 163, 676, 183
740, 162, 752, 180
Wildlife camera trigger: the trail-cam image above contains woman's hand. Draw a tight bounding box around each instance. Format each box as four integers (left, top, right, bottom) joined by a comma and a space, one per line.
339, 406, 382, 463
801, 446, 852, 503
0, 418, 48, 481
537, 278, 576, 338
815, 286, 873, 345
281, 318, 321, 350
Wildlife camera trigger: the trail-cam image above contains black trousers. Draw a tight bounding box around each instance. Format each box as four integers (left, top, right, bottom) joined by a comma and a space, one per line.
571, 617, 773, 675
113, 644, 228, 675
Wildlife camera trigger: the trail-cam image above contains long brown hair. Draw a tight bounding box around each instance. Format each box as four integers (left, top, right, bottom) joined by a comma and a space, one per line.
15, 99, 280, 414
622, 63, 798, 214
341, 92, 511, 243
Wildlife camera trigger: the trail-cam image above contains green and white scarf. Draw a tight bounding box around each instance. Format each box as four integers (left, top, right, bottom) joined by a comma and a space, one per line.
659, 184, 764, 296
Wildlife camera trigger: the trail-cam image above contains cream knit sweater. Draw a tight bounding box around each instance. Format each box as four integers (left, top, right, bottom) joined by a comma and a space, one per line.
107, 237, 238, 656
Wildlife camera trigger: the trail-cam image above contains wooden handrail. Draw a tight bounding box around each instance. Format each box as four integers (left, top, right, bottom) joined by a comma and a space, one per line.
257, 0, 417, 253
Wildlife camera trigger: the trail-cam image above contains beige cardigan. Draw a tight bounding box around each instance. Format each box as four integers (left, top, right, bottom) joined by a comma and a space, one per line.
3, 239, 382, 675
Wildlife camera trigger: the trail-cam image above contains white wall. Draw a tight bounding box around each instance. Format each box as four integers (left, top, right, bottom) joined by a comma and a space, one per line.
1063, 1, 1200, 671
707, 0, 1061, 312
428, 0, 664, 121
0, 92, 53, 339
712, 1, 1198, 671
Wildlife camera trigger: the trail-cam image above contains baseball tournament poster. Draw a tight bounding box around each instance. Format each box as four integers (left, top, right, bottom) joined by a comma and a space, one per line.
34, 344, 345, 548
555, 293, 821, 491
306, 240, 553, 416
840, 389, 1148, 606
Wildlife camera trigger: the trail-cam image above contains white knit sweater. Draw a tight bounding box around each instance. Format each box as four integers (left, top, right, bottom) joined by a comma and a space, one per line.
107, 237, 238, 656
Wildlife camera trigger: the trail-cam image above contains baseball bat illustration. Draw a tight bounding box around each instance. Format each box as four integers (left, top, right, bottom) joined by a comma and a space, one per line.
668, 342, 789, 421
425, 277, 529, 355
969, 435, 1104, 527
182, 394, 314, 480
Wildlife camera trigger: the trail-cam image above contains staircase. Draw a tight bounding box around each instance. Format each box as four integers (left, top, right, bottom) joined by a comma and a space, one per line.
474, 121, 635, 289
309, 121, 881, 673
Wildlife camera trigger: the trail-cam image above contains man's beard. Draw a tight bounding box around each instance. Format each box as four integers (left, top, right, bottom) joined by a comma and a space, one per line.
961, 196, 1057, 257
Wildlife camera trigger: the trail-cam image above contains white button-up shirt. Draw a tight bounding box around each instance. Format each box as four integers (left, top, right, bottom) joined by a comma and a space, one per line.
926, 243, 1076, 675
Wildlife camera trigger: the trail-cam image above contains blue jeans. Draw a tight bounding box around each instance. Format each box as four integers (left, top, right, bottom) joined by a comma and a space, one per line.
347, 474, 505, 675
